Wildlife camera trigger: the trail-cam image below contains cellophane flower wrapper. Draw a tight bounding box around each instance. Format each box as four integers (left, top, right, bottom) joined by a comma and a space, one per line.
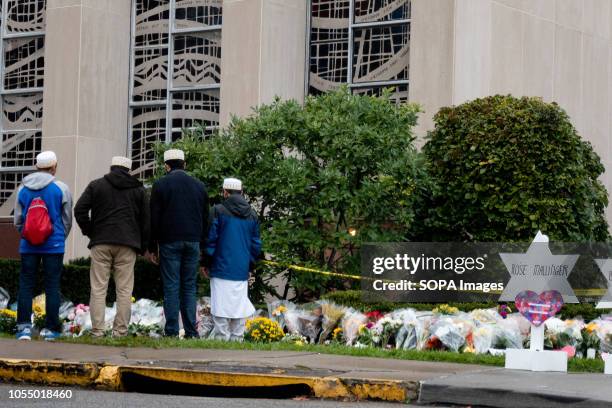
414, 312, 435, 350
130, 299, 164, 327
297, 311, 322, 343
429, 317, 466, 352
318, 301, 346, 343
197, 297, 214, 338
390, 308, 419, 349
470, 308, 502, 326
0, 287, 9, 310
590, 317, 612, 353
544, 317, 584, 349
59, 301, 74, 322
283, 306, 304, 334
491, 317, 523, 349
341, 308, 367, 345
472, 326, 494, 354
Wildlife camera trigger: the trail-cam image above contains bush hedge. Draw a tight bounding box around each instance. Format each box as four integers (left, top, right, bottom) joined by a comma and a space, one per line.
0, 258, 210, 305
321, 290, 611, 322
162, 87, 425, 301
418, 95, 609, 242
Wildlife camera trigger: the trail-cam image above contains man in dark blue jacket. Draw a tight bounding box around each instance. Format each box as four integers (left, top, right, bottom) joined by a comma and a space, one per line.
148, 149, 209, 338
206, 178, 261, 341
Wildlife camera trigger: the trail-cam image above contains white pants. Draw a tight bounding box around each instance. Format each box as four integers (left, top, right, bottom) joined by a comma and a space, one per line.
210, 316, 246, 341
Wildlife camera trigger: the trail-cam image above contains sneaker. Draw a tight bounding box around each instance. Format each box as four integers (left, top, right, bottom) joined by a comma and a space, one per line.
40, 329, 61, 341
16, 327, 32, 341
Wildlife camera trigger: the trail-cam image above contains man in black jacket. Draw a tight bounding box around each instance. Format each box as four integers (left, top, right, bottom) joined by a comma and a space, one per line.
148, 149, 209, 338
74, 156, 149, 337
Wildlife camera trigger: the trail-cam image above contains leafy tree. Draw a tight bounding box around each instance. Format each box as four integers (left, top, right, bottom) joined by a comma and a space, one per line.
418, 95, 609, 242
157, 87, 425, 301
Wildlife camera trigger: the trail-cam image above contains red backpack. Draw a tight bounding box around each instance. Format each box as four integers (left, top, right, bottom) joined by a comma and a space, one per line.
22, 197, 54, 246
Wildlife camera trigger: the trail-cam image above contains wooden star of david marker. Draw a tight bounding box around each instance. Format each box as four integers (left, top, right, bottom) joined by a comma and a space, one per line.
498, 231, 579, 303
594, 259, 612, 309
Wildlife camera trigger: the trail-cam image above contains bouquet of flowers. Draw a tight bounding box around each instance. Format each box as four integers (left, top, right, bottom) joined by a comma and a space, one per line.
318, 301, 346, 343
577, 322, 600, 358
331, 327, 344, 343
281, 332, 307, 346
355, 322, 376, 347
544, 318, 583, 350
341, 309, 368, 345
497, 304, 512, 319
268, 300, 295, 330
128, 323, 163, 337
244, 317, 284, 342
0, 309, 17, 334
297, 309, 322, 343
197, 297, 214, 338
130, 299, 164, 327
432, 304, 459, 316
0, 287, 9, 310
70, 304, 91, 336
32, 295, 46, 331
373, 316, 403, 348
472, 325, 494, 354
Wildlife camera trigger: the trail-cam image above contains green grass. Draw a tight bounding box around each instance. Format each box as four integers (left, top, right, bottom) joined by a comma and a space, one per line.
54, 334, 603, 373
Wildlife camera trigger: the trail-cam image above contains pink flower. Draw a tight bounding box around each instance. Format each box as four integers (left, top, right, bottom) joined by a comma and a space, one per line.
561, 345, 576, 358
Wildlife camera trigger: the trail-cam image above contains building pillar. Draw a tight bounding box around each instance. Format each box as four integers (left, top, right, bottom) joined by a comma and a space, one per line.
408, 0, 455, 142
219, 0, 307, 125
42, 0, 132, 259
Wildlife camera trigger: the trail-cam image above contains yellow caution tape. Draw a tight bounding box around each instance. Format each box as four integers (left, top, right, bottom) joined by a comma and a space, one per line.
261, 260, 365, 280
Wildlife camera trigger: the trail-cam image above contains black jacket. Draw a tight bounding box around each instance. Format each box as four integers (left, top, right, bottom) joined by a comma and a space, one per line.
149, 169, 209, 250
74, 167, 150, 253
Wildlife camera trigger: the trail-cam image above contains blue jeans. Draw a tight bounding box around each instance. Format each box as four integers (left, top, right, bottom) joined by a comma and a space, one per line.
17, 253, 64, 332
159, 241, 200, 337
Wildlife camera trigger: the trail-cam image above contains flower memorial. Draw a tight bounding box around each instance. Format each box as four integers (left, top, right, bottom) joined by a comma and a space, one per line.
2, 286, 612, 364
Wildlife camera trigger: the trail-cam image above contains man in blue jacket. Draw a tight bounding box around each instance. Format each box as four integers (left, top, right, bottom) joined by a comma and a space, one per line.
149, 149, 209, 338
13, 151, 73, 341
206, 178, 261, 341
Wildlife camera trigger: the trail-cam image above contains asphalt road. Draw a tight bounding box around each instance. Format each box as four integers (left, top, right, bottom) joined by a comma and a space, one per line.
0, 383, 433, 408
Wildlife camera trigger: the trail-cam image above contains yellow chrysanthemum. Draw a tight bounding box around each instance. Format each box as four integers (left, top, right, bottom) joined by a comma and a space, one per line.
0, 309, 17, 319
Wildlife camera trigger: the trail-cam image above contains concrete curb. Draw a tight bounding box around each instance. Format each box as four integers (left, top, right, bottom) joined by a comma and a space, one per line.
0, 358, 418, 403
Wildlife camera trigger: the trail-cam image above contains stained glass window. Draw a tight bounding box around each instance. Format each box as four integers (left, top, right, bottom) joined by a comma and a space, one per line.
0, 0, 46, 215
129, 0, 222, 180
309, 0, 410, 103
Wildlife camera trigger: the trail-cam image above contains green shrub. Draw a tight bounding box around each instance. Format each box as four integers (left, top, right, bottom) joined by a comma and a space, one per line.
158, 87, 426, 301
0, 258, 210, 305
418, 95, 609, 242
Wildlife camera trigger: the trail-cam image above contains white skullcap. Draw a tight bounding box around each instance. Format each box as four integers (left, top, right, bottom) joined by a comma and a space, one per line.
223, 178, 242, 191
36, 151, 57, 169
163, 149, 185, 162
111, 156, 132, 169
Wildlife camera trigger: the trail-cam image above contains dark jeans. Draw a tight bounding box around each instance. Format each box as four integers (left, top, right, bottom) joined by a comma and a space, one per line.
159, 241, 200, 338
17, 253, 64, 332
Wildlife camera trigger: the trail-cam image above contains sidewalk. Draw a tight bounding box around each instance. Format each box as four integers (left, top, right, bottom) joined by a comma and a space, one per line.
0, 338, 610, 406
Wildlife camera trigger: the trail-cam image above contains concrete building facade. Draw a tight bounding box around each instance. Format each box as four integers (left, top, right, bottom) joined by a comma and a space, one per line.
0, 0, 610, 259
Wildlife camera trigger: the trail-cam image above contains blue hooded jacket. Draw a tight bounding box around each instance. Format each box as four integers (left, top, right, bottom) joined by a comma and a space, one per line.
14, 172, 73, 254
206, 194, 261, 281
